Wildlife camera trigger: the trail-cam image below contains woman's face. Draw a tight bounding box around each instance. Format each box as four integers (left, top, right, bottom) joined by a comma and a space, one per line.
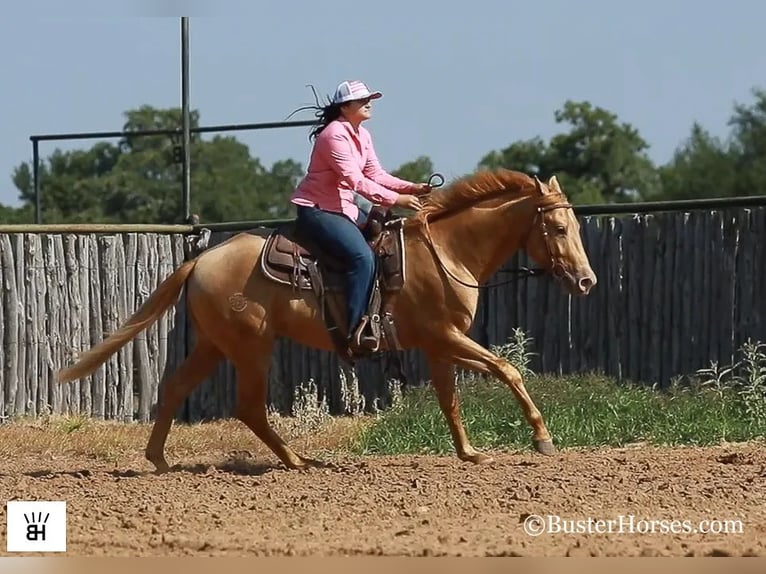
341, 96, 373, 123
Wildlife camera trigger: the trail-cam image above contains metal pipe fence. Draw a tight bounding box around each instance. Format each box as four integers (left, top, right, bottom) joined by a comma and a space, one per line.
29, 118, 319, 225
7, 190, 766, 236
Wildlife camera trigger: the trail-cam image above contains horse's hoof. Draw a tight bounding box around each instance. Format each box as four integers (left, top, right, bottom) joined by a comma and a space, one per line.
533, 439, 556, 456
152, 462, 171, 474
460, 451, 494, 465
146, 453, 171, 474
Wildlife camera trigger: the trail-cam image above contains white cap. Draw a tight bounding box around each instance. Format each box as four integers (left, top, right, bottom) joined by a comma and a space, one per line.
331, 80, 383, 105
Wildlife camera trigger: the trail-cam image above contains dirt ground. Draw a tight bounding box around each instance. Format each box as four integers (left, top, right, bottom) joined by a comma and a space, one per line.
0, 418, 764, 557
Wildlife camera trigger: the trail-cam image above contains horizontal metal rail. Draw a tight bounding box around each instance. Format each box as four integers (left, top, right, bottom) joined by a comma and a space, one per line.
4, 194, 765, 235
575, 194, 766, 215
0, 223, 193, 234
29, 118, 321, 225
29, 119, 318, 142
190, 194, 766, 233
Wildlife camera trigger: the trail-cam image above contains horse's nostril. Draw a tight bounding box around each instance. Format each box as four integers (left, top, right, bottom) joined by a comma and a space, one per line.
578, 276, 595, 291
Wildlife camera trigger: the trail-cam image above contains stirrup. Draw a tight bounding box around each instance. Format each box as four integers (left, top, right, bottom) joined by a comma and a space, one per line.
349, 316, 379, 353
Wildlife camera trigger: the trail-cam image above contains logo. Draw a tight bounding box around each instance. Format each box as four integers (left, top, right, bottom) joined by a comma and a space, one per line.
6, 501, 67, 552
522, 514, 546, 536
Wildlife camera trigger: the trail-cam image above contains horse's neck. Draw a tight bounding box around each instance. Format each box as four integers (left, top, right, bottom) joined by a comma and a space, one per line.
425, 197, 533, 283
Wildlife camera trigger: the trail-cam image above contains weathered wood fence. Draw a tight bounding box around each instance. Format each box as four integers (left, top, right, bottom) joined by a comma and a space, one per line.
0, 206, 764, 422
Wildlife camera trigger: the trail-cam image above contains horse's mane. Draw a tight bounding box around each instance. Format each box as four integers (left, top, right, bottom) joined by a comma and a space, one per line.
411, 168, 535, 224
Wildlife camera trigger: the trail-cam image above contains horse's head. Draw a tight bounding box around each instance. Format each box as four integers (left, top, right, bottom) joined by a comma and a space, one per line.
522, 175, 596, 296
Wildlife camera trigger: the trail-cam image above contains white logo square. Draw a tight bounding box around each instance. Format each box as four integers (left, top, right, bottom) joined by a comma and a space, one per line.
6, 501, 67, 552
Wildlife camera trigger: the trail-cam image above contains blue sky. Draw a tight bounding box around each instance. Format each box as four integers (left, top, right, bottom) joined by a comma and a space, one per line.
1, 0, 763, 207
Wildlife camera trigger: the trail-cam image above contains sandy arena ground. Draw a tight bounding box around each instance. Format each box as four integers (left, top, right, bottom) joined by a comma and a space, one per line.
0, 418, 764, 557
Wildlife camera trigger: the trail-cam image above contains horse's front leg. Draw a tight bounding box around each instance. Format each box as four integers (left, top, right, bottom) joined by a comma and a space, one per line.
430, 328, 555, 456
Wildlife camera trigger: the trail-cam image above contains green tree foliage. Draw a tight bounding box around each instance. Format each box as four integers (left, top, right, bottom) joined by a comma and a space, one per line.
7, 106, 304, 224
478, 100, 660, 204
728, 88, 766, 196
391, 155, 435, 183
2, 88, 765, 224
654, 88, 766, 201
654, 123, 737, 201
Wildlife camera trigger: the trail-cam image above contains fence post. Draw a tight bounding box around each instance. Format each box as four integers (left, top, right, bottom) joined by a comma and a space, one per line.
33, 139, 41, 224
181, 17, 191, 223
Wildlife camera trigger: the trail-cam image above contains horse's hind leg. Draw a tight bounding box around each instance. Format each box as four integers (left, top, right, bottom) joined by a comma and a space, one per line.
426, 354, 493, 464
233, 337, 324, 470
145, 339, 223, 473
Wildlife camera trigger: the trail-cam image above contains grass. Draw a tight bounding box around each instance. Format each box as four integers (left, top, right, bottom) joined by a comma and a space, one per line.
0, 373, 365, 467
1, 370, 763, 467
350, 372, 766, 456
1, 332, 764, 465
350, 331, 766, 456
0, 410, 368, 467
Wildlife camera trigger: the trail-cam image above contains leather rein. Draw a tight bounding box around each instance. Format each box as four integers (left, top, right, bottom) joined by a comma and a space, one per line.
417, 174, 573, 290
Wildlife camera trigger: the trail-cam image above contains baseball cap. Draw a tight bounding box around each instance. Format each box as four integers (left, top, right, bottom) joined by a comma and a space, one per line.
331, 80, 383, 105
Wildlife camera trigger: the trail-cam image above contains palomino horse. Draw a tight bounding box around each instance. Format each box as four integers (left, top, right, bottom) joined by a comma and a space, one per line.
56, 168, 596, 472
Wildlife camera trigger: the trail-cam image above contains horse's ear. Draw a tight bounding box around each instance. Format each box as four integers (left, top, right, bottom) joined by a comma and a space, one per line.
533, 175, 549, 195
547, 175, 562, 194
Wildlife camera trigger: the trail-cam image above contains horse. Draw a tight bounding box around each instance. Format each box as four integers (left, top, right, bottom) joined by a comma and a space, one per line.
55, 167, 597, 472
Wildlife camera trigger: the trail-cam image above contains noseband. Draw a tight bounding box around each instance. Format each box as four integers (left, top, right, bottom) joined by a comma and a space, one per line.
422, 193, 573, 290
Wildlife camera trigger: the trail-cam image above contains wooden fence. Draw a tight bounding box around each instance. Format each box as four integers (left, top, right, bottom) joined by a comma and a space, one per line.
0, 205, 764, 422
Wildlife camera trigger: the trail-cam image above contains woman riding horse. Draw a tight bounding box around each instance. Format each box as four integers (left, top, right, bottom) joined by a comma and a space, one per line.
289, 80, 431, 353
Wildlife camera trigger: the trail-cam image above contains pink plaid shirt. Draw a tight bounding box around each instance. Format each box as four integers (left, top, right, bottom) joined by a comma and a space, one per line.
290, 118, 413, 222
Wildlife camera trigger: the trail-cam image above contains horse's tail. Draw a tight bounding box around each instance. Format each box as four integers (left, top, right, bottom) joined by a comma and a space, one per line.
56, 258, 198, 384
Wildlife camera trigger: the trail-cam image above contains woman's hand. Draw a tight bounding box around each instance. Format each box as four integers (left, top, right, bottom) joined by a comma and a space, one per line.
409, 182, 432, 195
395, 194, 423, 211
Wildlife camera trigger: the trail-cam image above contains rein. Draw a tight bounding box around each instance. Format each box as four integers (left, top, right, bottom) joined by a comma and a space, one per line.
417, 176, 573, 290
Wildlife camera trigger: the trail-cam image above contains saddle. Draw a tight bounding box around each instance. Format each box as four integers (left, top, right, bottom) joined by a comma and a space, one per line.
259, 206, 407, 363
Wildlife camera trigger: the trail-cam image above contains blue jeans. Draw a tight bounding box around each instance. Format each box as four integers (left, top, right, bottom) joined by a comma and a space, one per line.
295, 205, 375, 335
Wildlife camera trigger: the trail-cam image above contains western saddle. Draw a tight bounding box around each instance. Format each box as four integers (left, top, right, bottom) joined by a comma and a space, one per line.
259, 207, 408, 363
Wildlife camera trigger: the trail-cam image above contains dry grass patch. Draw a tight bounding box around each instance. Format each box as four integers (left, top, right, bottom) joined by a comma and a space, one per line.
0, 411, 374, 472
0, 377, 388, 472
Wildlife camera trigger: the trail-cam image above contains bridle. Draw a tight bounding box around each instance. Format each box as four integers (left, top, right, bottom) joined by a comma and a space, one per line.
418, 174, 573, 290
528, 199, 574, 282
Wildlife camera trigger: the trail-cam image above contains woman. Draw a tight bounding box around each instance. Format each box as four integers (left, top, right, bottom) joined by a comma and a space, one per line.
290, 80, 429, 352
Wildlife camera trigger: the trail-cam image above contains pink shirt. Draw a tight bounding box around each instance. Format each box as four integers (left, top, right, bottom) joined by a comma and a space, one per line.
290, 118, 413, 222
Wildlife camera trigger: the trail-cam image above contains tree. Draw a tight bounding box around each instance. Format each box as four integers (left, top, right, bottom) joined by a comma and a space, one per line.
654, 122, 737, 201
392, 155, 435, 184
8, 106, 305, 224
0, 203, 33, 223
728, 88, 766, 196
655, 87, 766, 200
7, 91, 765, 225
478, 100, 660, 204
